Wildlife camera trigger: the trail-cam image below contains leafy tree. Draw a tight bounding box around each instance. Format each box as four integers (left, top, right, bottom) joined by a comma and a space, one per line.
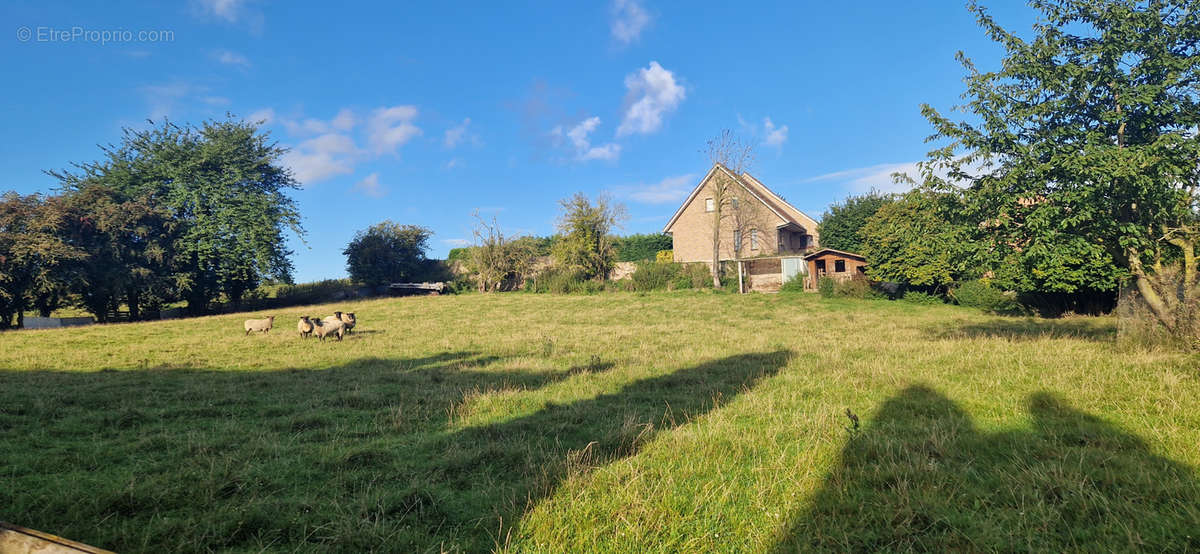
921, 0, 1200, 336
551, 193, 626, 280
613, 233, 673, 262
466, 215, 537, 292
861, 189, 975, 291
56, 186, 178, 321
0, 193, 82, 328
51, 118, 303, 314
343, 221, 433, 285
818, 191, 895, 253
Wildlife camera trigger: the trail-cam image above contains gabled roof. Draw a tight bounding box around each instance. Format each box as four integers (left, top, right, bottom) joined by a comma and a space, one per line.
802, 248, 866, 261
662, 163, 819, 234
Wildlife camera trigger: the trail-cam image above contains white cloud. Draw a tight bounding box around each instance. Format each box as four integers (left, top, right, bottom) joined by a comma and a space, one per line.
611, 0, 651, 44
330, 108, 356, 131
281, 133, 358, 185
197, 0, 246, 22
763, 117, 788, 147
248, 107, 275, 125
201, 96, 231, 106
444, 117, 473, 148
353, 172, 386, 198
801, 160, 940, 194
552, 116, 621, 162
615, 173, 696, 204
214, 49, 250, 67
367, 105, 421, 154
445, 158, 463, 169
443, 238, 471, 247
140, 82, 194, 120
617, 61, 685, 137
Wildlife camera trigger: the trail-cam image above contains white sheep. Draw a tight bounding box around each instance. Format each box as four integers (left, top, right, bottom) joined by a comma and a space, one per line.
339, 312, 356, 334
297, 316, 314, 338
244, 316, 275, 335
312, 317, 345, 341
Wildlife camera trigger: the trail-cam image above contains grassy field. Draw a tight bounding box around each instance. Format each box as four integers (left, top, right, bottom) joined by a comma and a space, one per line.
1, 291, 1198, 552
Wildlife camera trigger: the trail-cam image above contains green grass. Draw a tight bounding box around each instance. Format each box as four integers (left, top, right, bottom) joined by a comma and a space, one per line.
1, 292, 1198, 552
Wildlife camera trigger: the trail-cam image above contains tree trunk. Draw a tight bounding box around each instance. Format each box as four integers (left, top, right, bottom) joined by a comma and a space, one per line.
1129, 248, 1176, 331
738, 260, 744, 294
711, 204, 722, 288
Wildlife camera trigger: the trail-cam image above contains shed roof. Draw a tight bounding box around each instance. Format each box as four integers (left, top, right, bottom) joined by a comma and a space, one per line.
802, 248, 867, 261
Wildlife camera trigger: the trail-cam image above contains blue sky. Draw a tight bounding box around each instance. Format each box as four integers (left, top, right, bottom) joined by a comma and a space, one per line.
2, 1, 1037, 283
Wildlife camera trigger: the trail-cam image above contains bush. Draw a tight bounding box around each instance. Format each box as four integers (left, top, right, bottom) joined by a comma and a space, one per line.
631, 262, 678, 292
780, 273, 806, 293
835, 278, 879, 299
614, 233, 672, 262
656, 250, 674, 263
524, 268, 602, 294
951, 280, 1023, 314
901, 290, 944, 305
271, 279, 361, 306
817, 276, 835, 298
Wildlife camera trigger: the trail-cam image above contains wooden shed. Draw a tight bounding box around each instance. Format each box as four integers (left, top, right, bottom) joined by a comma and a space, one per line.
802, 248, 867, 290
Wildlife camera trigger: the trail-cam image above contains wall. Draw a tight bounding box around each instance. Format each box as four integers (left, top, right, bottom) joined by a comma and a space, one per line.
807, 253, 868, 289
668, 176, 786, 263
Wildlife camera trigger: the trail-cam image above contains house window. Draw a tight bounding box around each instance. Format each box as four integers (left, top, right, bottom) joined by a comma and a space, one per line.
731, 197, 739, 210
750, 229, 759, 250
705, 198, 714, 212
734, 229, 742, 251
835, 260, 846, 272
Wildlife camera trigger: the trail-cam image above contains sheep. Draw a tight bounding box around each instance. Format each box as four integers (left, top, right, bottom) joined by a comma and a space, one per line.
297, 316, 314, 338
311, 317, 344, 342
244, 316, 275, 335
339, 312, 356, 334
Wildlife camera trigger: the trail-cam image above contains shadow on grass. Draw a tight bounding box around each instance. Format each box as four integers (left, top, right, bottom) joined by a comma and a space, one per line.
0, 349, 791, 552
927, 316, 1116, 342
772, 386, 1200, 552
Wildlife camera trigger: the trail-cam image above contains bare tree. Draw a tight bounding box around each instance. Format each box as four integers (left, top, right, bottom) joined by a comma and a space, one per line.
466, 212, 536, 292
703, 130, 764, 291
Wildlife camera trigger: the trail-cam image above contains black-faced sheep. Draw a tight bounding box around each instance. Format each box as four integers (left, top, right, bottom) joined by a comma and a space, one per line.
244, 316, 275, 335
312, 317, 344, 341
339, 312, 356, 334
297, 316, 314, 338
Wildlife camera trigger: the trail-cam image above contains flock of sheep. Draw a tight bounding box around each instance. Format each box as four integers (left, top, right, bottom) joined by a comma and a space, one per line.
243, 311, 357, 341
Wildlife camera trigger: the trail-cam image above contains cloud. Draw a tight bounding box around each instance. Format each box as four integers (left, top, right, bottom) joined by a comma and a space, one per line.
617, 61, 685, 137
197, 0, 246, 22
763, 117, 788, 147
140, 82, 195, 120
442, 238, 471, 247
552, 116, 621, 162
611, 0, 651, 44
214, 49, 250, 67
445, 158, 463, 169
799, 160, 977, 194
352, 173, 386, 198
614, 173, 697, 204
247, 107, 275, 125
281, 133, 358, 185
444, 118, 475, 148
279, 108, 358, 136
367, 105, 421, 155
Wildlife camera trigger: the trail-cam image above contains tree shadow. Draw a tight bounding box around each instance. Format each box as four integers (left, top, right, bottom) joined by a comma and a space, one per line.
772, 386, 1200, 552
0, 349, 791, 552
926, 316, 1116, 342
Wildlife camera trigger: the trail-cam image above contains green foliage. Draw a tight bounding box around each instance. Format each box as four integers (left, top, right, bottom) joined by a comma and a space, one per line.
464, 216, 538, 292
902, 291, 944, 305
920, 0, 1199, 335
835, 278, 879, 299
817, 276, 835, 298
780, 273, 806, 293
0, 193, 84, 327
268, 279, 359, 306
613, 233, 673, 262
656, 250, 674, 263
552, 193, 626, 281
861, 189, 974, 290
951, 280, 1024, 315
525, 268, 602, 294
818, 191, 895, 253
50, 117, 304, 314
630, 262, 678, 291
343, 221, 432, 286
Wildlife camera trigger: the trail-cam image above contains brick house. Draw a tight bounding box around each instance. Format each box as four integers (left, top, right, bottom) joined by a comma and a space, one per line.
662, 163, 820, 291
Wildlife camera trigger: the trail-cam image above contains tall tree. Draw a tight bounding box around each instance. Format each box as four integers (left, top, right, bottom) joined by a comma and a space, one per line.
819, 191, 895, 253
552, 193, 626, 280
703, 130, 760, 289
861, 188, 975, 291
0, 193, 82, 327
51, 117, 303, 314
922, 0, 1200, 336
343, 221, 433, 286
